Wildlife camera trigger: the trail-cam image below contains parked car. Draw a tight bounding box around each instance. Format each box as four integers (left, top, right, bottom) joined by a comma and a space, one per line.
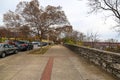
32, 41, 48, 47
12, 40, 33, 51
0, 43, 18, 58
32, 41, 41, 47
40, 42, 48, 46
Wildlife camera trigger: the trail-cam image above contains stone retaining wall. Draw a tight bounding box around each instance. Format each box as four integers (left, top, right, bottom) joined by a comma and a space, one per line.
64, 44, 120, 79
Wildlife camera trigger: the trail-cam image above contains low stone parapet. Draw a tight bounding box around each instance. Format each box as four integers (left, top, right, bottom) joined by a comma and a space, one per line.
64, 44, 120, 79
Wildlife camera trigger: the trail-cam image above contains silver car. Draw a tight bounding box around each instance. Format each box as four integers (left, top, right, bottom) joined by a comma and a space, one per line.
0, 43, 18, 58
32, 41, 41, 47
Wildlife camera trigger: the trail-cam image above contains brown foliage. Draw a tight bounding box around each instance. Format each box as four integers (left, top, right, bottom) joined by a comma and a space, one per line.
3, 0, 71, 41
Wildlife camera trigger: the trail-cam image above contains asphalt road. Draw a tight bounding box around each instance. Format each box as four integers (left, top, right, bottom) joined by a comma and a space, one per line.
0, 45, 116, 80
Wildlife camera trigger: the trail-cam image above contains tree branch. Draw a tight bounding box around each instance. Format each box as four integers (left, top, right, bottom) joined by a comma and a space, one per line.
116, 0, 118, 10
103, 0, 120, 19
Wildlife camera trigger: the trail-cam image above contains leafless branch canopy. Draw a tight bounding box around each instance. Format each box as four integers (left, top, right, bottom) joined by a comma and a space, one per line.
88, 0, 120, 21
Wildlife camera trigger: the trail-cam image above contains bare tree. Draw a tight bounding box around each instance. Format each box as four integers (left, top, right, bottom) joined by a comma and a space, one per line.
3, 0, 71, 41
45, 25, 72, 42
85, 31, 100, 47
15, 0, 70, 41
104, 38, 119, 50
88, 0, 120, 24
3, 10, 21, 28
19, 0, 42, 40
78, 32, 86, 42
40, 5, 70, 39
19, 25, 32, 40
0, 27, 8, 38
105, 38, 118, 42
3, 10, 21, 39
63, 30, 85, 44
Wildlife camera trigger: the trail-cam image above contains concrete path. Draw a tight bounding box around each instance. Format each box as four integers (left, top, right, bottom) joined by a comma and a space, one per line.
0, 45, 116, 80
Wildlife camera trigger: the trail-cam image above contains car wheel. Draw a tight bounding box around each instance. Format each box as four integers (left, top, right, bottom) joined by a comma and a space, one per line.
14, 50, 18, 54
1, 52, 6, 58
31, 47, 33, 50
26, 48, 29, 51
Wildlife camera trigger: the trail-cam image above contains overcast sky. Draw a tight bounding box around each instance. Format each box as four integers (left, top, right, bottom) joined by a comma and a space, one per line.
0, 0, 119, 41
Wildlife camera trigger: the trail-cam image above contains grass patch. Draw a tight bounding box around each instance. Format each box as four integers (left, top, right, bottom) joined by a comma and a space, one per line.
29, 46, 51, 54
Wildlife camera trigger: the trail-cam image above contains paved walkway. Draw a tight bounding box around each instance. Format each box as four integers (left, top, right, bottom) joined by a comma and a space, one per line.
0, 45, 116, 80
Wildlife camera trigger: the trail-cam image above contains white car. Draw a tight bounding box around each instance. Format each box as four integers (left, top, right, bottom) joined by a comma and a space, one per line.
32, 41, 41, 47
